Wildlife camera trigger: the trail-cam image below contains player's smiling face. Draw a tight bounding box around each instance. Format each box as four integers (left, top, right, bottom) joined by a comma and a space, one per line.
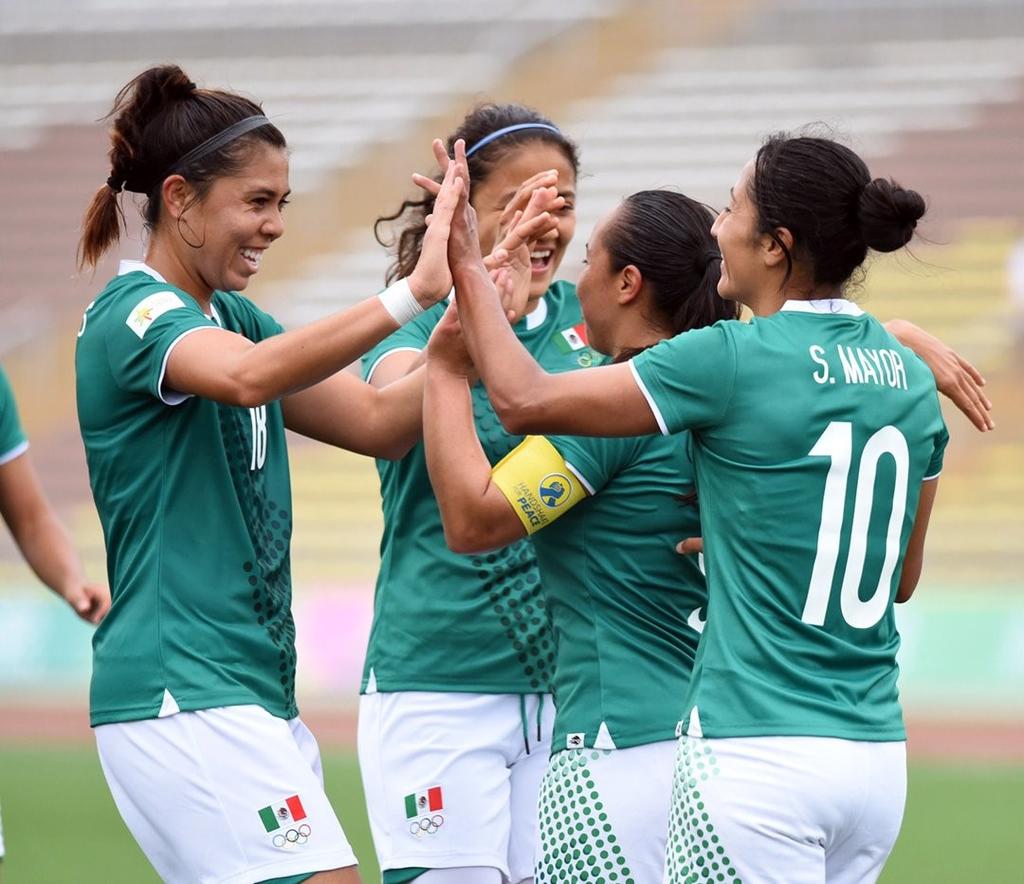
575, 210, 618, 356
470, 141, 577, 305
179, 143, 290, 294
712, 159, 763, 306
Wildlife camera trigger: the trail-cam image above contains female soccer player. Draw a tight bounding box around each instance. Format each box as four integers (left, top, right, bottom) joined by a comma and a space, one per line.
444, 133, 986, 882
422, 191, 734, 883
359, 104, 581, 884
75, 64, 470, 884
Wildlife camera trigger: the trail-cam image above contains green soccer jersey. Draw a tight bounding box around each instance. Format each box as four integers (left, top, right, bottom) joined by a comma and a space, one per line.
631, 299, 948, 741
77, 263, 297, 726
0, 366, 28, 465
361, 281, 596, 694
535, 430, 706, 753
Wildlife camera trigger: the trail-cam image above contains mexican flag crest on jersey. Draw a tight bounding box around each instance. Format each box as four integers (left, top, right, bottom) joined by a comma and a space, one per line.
552, 322, 588, 353
405, 785, 443, 818
258, 794, 307, 832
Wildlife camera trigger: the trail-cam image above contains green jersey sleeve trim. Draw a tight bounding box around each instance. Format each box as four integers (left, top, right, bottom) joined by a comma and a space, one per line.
157, 326, 215, 406
627, 359, 669, 435
0, 439, 28, 466
562, 459, 596, 495
364, 346, 422, 384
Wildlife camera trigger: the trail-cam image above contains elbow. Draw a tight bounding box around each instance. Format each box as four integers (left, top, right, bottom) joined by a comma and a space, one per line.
234, 385, 269, 409
375, 438, 417, 462
492, 392, 545, 436
443, 518, 496, 555
229, 369, 274, 408
895, 565, 921, 604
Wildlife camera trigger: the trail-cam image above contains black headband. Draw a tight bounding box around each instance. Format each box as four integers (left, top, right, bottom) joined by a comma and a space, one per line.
167, 114, 271, 176
107, 114, 272, 195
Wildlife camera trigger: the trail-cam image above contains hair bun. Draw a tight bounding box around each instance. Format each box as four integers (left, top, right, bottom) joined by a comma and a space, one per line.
857, 177, 926, 253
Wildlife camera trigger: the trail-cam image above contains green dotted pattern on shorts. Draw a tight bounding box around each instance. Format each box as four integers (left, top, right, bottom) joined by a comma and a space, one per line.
665, 738, 741, 884
536, 749, 635, 884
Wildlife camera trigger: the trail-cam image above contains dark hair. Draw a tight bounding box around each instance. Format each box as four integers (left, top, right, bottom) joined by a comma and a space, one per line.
374, 102, 580, 284
749, 132, 926, 290
601, 190, 738, 362
79, 64, 286, 269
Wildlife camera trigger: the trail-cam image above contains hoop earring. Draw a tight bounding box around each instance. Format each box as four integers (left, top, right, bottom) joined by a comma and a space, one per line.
176, 212, 206, 249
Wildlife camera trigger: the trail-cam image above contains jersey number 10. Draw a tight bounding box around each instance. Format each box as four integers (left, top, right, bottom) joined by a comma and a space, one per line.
802, 422, 909, 629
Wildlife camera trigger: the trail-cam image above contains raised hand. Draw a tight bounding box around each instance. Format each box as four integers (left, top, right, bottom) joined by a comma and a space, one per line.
446, 139, 486, 273
408, 148, 464, 308
484, 186, 562, 323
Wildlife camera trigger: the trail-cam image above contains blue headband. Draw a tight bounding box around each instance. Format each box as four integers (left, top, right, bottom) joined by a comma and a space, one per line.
465, 123, 562, 157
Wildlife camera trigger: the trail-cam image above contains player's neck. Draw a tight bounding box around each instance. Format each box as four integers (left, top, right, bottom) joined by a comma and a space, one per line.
747, 275, 840, 317
145, 238, 215, 312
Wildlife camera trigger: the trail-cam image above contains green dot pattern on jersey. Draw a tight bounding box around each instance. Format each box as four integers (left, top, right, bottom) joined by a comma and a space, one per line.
472, 385, 556, 691
218, 403, 297, 716
665, 738, 741, 884
536, 749, 635, 884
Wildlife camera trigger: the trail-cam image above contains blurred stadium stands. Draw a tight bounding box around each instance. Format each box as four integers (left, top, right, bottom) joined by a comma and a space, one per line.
0, 0, 1021, 726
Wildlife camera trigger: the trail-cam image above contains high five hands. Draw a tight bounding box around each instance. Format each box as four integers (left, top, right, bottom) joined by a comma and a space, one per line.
413, 138, 561, 323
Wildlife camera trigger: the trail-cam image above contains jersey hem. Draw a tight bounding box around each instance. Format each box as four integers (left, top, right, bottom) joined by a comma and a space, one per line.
360, 679, 551, 695
89, 695, 297, 728
551, 728, 679, 754
690, 724, 907, 742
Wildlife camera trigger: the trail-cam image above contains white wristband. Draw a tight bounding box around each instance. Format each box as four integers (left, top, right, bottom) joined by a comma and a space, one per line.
378, 278, 425, 326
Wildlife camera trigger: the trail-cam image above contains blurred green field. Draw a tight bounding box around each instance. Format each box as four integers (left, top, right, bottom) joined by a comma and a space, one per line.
0, 747, 1021, 883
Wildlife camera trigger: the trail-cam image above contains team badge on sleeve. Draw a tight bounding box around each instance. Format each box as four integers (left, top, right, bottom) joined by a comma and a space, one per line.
125, 291, 186, 339
405, 785, 445, 836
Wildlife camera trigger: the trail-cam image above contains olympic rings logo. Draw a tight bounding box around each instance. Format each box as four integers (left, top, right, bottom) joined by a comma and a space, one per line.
408, 814, 444, 836
272, 823, 312, 849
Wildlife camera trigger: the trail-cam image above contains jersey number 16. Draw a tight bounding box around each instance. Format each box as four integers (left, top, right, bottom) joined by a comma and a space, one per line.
802, 421, 909, 630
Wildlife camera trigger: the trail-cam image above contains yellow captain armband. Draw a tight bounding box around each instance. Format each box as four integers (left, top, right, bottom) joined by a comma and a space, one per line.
491, 436, 590, 535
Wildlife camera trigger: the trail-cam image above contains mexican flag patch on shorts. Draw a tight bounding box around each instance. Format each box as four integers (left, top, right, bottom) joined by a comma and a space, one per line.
259, 794, 307, 832
404, 786, 443, 819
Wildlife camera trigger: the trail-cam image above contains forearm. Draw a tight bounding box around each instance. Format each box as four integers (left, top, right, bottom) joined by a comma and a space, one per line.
367, 367, 426, 459
452, 262, 547, 421
234, 296, 407, 405
11, 509, 85, 600
424, 362, 519, 552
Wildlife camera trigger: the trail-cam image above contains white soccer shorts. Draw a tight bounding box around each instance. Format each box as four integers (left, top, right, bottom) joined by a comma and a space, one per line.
95, 704, 357, 884
358, 690, 554, 882
537, 740, 677, 884
664, 732, 906, 883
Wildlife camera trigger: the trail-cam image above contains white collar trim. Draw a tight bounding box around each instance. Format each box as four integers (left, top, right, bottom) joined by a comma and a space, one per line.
117, 259, 219, 320
779, 298, 864, 317
118, 259, 166, 283
524, 296, 548, 330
